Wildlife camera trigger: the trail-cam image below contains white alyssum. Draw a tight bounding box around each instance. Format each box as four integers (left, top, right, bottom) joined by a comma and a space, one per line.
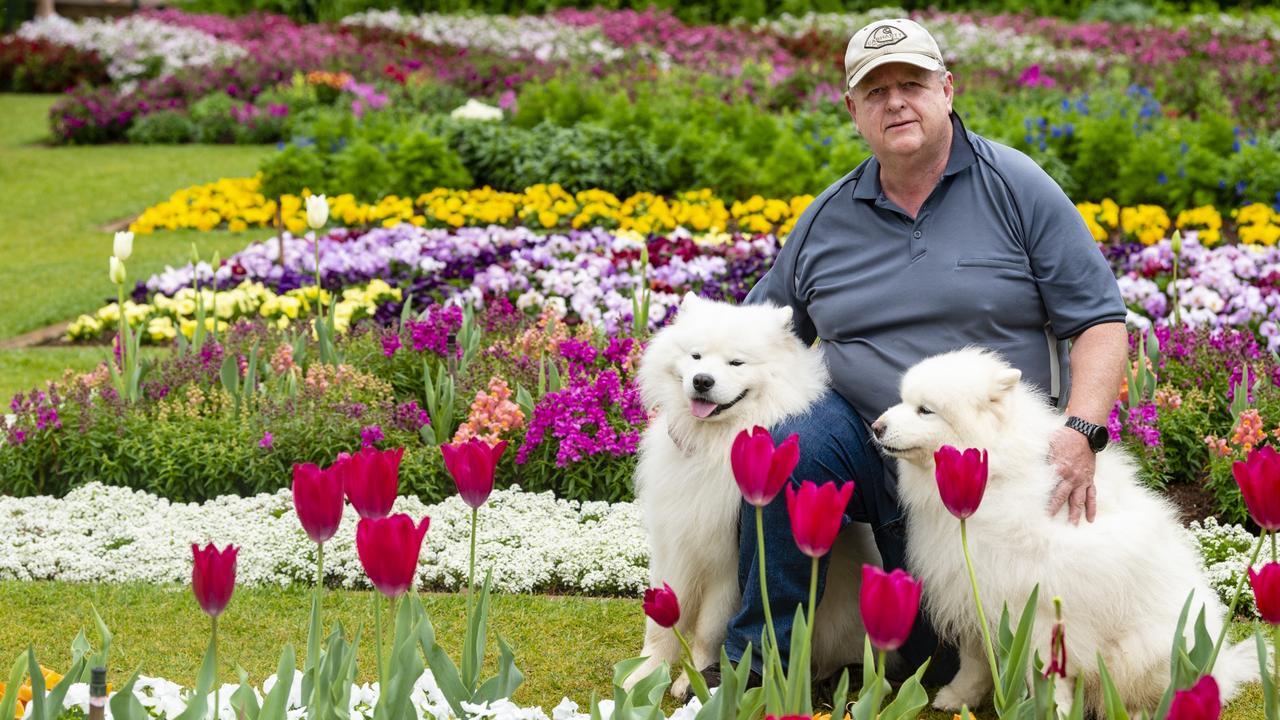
0, 483, 647, 595
450, 99, 505, 122
16, 15, 245, 84
1188, 516, 1265, 619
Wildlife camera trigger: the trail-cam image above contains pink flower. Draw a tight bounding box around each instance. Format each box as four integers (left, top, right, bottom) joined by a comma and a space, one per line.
785, 480, 854, 558
441, 438, 508, 509
642, 582, 680, 628
934, 446, 989, 520
341, 446, 403, 519
731, 426, 799, 507
1167, 675, 1220, 720
291, 462, 344, 544
1232, 446, 1280, 531
191, 543, 238, 618
355, 514, 430, 598
859, 565, 922, 652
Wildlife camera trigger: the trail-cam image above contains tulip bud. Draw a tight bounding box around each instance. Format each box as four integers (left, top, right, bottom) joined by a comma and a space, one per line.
191, 242, 200, 266
1232, 446, 1280, 531
1249, 562, 1280, 625
441, 438, 508, 509
859, 564, 922, 652
292, 462, 344, 544
356, 514, 430, 598
191, 543, 238, 618
642, 583, 680, 628
1170, 229, 1183, 255
306, 194, 329, 230
1167, 675, 1220, 720
211, 250, 221, 269
934, 445, 989, 520
113, 231, 133, 262
731, 426, 800, 507
109, 256, 126, 285
786, 480, 854, 558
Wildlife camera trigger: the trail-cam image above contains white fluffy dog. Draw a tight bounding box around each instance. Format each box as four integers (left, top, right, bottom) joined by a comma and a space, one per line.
626, 293, 880, 697
872, 347, 1258, 714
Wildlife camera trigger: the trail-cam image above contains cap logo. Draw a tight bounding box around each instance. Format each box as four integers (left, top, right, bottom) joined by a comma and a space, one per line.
865, 25, 907, 49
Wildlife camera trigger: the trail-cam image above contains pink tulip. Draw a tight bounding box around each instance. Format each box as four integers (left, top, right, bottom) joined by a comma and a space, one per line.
191, 543, 238, 618
1232, 446, 1280, 531
934, 445, 989, 520
291, 462, 344, 544
642, 582, 680, 628
355, 514, 429, 598
1249, 562, 1280, 625
731, 426, 800, 507
342, 446, 404, 519
859, 564, 922, 652
441, 438, 508, 509
1167, 675, 1220, 720
785, 480, 854, 558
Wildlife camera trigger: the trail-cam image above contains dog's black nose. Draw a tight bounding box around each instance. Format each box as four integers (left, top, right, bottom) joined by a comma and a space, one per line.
692, 374, 715, 393
871, 420, 885, 438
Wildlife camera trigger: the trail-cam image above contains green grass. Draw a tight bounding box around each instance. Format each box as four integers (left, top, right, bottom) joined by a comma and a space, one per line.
0, 93, 270, 402
0, 582, 1266, 719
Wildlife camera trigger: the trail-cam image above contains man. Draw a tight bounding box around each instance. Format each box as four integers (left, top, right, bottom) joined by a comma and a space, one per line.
721, 18, 1129, 685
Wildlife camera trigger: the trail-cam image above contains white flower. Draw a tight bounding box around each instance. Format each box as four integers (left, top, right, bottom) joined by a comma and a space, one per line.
450, 99, 504, 122
306, 195, 329, 230
113, 231, 134, 262
109, 256, 127, 284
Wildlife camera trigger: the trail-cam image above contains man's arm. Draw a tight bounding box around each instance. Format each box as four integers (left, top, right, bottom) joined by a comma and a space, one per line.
1046, 321, 1129, 524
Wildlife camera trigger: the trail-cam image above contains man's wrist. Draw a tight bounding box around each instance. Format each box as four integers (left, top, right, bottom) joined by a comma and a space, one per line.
1064, 415, 1108, 452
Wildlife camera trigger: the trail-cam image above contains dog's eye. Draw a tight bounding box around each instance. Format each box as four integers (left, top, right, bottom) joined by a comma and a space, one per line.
728, 360, 744, 367
917, 406, 934, 416
691, 353, 701, 360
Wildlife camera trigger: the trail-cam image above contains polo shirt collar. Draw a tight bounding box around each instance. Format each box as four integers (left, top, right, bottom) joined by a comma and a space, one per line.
852, 111, 976, 201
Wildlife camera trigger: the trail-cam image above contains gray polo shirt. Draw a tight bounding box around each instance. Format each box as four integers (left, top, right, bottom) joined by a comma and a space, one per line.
745, 112, 1126, 424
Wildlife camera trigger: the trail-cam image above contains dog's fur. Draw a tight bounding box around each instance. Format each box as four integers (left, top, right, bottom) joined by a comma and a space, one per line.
873, 347, 1258, 714
626, 293, 880, 697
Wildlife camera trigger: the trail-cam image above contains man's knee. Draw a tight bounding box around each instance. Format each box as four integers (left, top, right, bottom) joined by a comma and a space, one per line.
769, 389, 880, 484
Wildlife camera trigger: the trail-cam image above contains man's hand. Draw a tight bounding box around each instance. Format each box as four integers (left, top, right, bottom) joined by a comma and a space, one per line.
1046, 426, 1097, 524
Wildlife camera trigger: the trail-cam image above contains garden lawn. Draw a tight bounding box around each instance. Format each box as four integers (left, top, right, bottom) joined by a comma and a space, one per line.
0, 93, 271, 402
0, 581, 1265, 719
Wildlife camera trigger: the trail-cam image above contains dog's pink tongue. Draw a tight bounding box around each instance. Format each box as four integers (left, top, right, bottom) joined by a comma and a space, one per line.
690, 399, 718, 418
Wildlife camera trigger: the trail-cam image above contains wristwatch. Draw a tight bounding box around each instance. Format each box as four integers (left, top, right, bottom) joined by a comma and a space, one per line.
1065, 416, 1108, 453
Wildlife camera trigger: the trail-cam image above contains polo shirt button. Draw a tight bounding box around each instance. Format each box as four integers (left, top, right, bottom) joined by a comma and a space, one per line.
913, 230, 922, 238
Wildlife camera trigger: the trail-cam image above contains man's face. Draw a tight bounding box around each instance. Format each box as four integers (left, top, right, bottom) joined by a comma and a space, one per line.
845, 63, 953, 163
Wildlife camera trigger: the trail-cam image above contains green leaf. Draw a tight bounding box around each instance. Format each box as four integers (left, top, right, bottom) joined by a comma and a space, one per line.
399, 293, 415, 328
548, 360, 562, 393
173, 632, 218, 720
1255, 629, 1277, 720
476, 635, 525, 704
37, 657, 87, 720
680, 657, 711, 704
1097, 654, 1130, 720
89, 606, 112, 671
231, 666, 262, 720
417, 612, 469, 719
109, 668, 152, 720
70, 630, 91, 671
827, 667, 850, 720
25, 648, 45, 720
1186, 603, 1213, 672
784, 606, 810, 715
259, 646, 297, 720
878, 659, 930, 720
462, 569, 494, 693
375, 603, 425, 720
996, 587, 1040, 713
220, 353, 240, 398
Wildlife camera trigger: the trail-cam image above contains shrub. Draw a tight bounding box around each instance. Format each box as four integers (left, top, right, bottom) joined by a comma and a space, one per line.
0, 36, 110, 92
260, 144, 328, 200
387, 132, 473, 197
125, 110, 197, 144
190, 93, 241, 144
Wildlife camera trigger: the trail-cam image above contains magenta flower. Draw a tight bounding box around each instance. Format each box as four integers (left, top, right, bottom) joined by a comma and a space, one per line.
731, 426, 800, 507
785, 480, 854, 558
642, 583, 680, 628
1232, 446, 1280, 531
1167, 675, 1220, 720
934, 446, 989, 520
859, 565, 922, 652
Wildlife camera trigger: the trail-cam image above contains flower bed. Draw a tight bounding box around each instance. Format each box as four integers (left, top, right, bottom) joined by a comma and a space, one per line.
0, 483, 646, 595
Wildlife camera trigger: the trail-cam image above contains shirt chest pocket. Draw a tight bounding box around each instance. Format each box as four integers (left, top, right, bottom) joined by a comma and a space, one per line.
956, 256, 1034, 278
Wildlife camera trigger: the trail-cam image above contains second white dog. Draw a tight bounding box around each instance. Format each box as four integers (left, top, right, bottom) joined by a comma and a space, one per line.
627, 293, 880, 697
873, 347, 1258, 714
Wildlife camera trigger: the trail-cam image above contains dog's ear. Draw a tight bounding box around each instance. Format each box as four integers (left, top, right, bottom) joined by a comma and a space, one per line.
681, 292, 701, 310
989, 368, 1021, 402
774, 305, 794, 328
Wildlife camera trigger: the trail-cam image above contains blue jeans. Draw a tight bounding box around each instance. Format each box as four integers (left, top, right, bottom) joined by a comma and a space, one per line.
722, 389, 958, 684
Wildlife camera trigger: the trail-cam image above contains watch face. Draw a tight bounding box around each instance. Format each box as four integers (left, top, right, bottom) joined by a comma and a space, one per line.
1088, 426, 1108, 451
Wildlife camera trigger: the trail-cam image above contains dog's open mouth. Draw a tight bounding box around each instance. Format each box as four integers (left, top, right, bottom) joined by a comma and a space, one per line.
871, 436, 912, 456
689, 389, 748, 419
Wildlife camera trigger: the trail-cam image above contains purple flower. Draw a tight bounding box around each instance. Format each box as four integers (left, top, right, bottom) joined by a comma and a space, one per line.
259, 431, 274, 449
516, 369, 646, 467
361, 424, 384, 448
382, 332, 402, 358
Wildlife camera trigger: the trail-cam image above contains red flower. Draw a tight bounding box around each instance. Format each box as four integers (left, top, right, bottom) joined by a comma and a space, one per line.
291, 462, 344, 544
355, 514, 430, 598
1167, 675, 1220, 720
642, 583, 680, 628
441, 438, 508, 509
785, 480, 854, 558
934, 446, 989, 520
1232, 446, 1280, 531
1045, 622, 1067, 679
731, 426, 800, 507
1249, 562, 1280, 625
191, 543, 238, 618
859, 564, 922, 652
342, 446, 404, 519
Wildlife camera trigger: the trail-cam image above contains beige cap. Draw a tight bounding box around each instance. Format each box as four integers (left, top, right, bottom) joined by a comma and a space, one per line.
844, 18, 944, 91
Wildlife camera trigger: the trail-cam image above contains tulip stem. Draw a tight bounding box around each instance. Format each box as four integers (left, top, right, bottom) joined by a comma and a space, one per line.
1271, 529, 1276, 562
805, 555, 818, 686
116, 283, 129, 400
960, 518, 1005, 710
307, 542, 324, 672
1206, 530, 1265, 673
374, 593, 384, 689
868, 648, 887, 716
467, 506, 478, 619
755, 505, 780, 660
313, 231, 323, 319
673, 626, 696, 672
212, 615, 219, 720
